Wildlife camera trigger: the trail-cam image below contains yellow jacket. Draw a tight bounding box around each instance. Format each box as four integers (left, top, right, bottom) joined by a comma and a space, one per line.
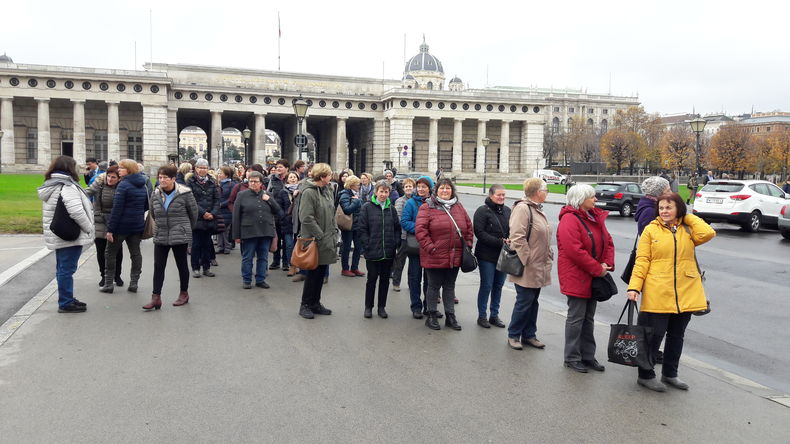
628, 214, 715, 314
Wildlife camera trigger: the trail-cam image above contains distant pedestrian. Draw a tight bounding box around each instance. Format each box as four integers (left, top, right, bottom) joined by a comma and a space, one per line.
782, 177, 790, 194
39, 155, 95, 313
703, 170, 715, 184
473, 184, 511, 329
686, 175, 698, 204
84, 157, 99, 185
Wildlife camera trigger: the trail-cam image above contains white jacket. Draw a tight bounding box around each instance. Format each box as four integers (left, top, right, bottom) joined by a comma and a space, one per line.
38, 173, 95, 250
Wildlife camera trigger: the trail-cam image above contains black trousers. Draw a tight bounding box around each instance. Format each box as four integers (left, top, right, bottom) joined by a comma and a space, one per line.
301, 264, 329, 308
153, 244, 190, 294
425, 267, 460, 315
637, 312, 692, 379
95, 238, 122, 280
191, 229, 213, 271
365, 259, 393, 309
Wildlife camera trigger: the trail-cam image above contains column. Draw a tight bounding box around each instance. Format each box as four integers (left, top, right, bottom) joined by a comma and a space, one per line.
167, 107, 178, 161
106, 101, 120, 162
428, 117, 439, 174
142, 105, 168, 169
522, 122, 545, 175
500, 120, 510, 174
335, 117, 348, 170
452, 118, 463, 173
254, 113, 267, 165
371, 118, 388, 171
1, 97, 15, 166
210, 110, 222, 165
72, 100, 86, 166
475, 119, 487, 174
36, 98, 51, 166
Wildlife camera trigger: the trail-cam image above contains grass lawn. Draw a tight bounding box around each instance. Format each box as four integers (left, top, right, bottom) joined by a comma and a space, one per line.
458, 182, 692, 201
0, 174, 91, 234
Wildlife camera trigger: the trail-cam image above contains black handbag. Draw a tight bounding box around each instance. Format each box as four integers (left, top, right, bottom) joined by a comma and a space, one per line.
573, 214, 618, 302
607, 300, 654, 370
405, 233, 420, 255
441, 205, 477, 273
492, 204, 531, 276
50, 186, 81, 241
620, 236, 639, 284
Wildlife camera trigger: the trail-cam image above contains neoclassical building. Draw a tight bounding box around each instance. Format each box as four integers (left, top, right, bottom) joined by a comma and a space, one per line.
0, 45, 639, 178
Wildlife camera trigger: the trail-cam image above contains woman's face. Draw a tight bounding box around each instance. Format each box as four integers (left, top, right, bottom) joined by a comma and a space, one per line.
403, 182, 414, 196
437, 184, 453, 200
118, 167, 128, 177
491, 189, 506, 205
416, 183, 430, 197
580, 194, 596, 211
350, 183, 360, 191
532, 186, 548, 204
196, 165, 208, 177
360, 175, 369, 186
659, 199, 678, 223
248, 176, 262, 192
106, 173, 119, 187
218, 170, 227, 180
375, 187, 390, 203
287, 173, 299, 185
340, 173, 348, 183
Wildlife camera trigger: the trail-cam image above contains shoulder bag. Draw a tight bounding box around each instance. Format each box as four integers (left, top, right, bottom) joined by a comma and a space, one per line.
291, 236, 318, 270
50, 185, 82, 241
141, 210, 155, 240
441, 205, 477, 273
490, 204, 530, 276
573, 214, 617, 302
335, 204, 353, 231
619, 236, 639, 284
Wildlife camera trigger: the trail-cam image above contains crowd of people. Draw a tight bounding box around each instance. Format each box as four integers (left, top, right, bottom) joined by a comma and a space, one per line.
39, 154, 716, 391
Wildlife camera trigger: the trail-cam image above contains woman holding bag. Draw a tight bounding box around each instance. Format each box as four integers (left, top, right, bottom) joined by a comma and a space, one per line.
473, 184, 511, 329
338, 175, 364, 277
627, 193, 715, 392
506, 178, 554, 350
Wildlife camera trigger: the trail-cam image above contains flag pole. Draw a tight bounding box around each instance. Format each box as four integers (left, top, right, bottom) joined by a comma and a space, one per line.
278, 12, 281, 71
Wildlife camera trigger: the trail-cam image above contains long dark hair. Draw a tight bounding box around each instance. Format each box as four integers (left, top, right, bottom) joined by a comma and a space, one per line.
44, 155, 79, 181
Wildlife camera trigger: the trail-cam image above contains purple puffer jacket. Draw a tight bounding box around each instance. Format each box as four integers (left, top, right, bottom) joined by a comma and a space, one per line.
634, 196, 658, 235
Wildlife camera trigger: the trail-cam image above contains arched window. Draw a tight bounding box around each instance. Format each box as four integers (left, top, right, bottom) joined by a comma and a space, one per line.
427, 81, 433, 90
552, 117, 560, 134
587, 118, 594, 126
600, 119, 608, 133
567, 118, 573, 129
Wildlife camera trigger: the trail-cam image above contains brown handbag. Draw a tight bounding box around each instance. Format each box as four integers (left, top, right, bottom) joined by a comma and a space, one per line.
335, 205, 353, 231
141, 211, 155, 240
291, 237, 318, 270
270, 232, 279, 253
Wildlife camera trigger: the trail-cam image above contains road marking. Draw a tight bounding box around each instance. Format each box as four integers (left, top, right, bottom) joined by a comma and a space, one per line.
0, 247, 51, 288
0, 246, 46, 251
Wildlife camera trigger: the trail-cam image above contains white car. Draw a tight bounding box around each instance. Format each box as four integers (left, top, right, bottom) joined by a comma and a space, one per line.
692, 179, 790, 232
533, 169, 568, 184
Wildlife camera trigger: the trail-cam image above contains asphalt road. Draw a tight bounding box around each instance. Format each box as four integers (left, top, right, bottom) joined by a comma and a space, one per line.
456, 193, 790, 394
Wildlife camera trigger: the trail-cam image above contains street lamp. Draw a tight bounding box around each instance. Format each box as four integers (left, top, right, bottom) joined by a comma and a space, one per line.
293, 94, 309, 161
481, 137, 491, 193
688, 117, 707, 176
242, 127, 251, 165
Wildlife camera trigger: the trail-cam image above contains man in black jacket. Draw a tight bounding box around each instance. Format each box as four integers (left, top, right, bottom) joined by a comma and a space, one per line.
267, 159, 289, 270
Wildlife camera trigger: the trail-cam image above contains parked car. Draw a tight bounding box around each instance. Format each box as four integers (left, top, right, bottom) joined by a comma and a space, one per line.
692, 180, 790, 232
533, 169, 568, 184
593, 182, 643, 217
778, 204, 790, 239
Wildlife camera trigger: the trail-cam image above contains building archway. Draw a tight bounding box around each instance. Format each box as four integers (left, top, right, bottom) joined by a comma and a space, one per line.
178, 126, 207, 161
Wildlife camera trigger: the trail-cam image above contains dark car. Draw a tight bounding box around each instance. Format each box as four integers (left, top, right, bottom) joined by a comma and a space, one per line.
594, 182, 643, 217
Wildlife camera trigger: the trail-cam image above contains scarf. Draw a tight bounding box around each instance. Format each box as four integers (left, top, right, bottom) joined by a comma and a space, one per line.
436, 196, 457, 210
285, 183, 298, 193
196, 174, 209, 184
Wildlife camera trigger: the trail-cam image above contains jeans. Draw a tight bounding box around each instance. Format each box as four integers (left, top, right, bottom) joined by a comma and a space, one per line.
407, 254, 428, 313
105, 233, 142, 285
425, 267, 460, 315
477, 260, 506, 319
508, 285, 541, 340
191, 229, 213, 271
637, 312, 692, 379
564, 296, 598, 362
340, 229, 361, 271
301, 264, 329, 307
55, 246, 83, 308
282, 233, 295, 268
95, 237, 122, 281
240, 237, 272, 284
152, 244, 189, 294
390, 238, 408, 286
365, 259, 393, 308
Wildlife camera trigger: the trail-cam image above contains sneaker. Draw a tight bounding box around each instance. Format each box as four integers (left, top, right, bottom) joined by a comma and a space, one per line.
299, 305, 315, 319
310, 304, 332, 315
58, 302, 86, 313
269, 263, 280, 270
202, 270, 216, 277
243, 282, 252, 289
255, 281, 270, 289
341, 270, 356, 277
192, 270, 201, 278
638, 378, 667, 392
661, 376, 689, 390
393, 285, 400, 292
507, 338, 523, 350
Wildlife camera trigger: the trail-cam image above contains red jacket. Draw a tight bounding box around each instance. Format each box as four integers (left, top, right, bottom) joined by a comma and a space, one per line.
415, 197, 473, 269
556, 206, 615, 298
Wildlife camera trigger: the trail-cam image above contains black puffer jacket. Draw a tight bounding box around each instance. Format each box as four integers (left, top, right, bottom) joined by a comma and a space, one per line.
187, 174, 220, 231
357, 196, 401, 261
473, 197, 511, 264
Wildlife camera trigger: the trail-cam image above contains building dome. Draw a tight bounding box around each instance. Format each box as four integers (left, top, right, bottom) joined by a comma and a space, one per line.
0, 53, 13, 63
448, 75, 464, 92
405, 39, 443, 74
449, 76, 462, 84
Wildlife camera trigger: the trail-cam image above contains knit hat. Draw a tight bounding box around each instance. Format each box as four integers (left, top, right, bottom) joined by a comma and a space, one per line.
641, 176, 670, 197
415, 176, 435, 191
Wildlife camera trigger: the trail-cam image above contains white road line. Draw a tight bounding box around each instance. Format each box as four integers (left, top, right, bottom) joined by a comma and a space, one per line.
0, 246, 46, 251
0, 247, 51, 287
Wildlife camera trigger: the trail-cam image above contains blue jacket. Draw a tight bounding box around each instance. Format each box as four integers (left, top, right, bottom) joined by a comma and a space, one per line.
338, 188, 363, 231
218, 179, 235, 222
634, 195, 657, 236
107, 172, 149, 235
400, 176, 434, 234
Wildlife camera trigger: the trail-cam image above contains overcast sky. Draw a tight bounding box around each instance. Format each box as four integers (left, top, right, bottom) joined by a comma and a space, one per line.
4, 0, 788, 116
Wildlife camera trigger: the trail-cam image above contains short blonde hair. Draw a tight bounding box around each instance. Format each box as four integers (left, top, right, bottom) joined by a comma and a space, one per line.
523, 178, 546, 198
178, 162, 192, 176
118, 159, 139, 174
311, 163, 332, 180
566, 184, 595, 209
344, 175, 361, 189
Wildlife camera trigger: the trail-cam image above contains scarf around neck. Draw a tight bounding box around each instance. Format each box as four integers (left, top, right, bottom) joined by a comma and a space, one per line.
436, 196, 457, 210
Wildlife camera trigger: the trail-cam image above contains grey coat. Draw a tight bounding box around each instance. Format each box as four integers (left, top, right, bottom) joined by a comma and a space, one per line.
38, 173, 95, 250
85, 174, 118, 239
150, 184, 199, 246
297, 179, 338, 265
232, 189, 282, 241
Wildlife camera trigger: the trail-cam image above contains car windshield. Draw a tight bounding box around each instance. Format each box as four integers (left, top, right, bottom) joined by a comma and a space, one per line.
700, 182, 744, 193
595, 184, 620, 192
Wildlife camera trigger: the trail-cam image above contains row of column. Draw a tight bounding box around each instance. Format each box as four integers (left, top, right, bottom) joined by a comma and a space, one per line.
424, 118, 514, 174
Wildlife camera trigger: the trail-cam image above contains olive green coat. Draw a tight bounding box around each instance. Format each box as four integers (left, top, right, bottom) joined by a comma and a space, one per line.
297, 179, 338, 265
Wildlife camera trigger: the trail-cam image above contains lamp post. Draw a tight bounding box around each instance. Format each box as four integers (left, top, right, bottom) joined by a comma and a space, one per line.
292, 95, 309, 161
352, 147, 358, 172
481, 137, 491, 193
688, 117, 707, 176
242, 127, 251, 165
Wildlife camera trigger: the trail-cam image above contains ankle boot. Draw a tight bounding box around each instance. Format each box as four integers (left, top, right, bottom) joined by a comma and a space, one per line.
445, 313, 462, 331
173, 291, 189, 306
127, 281, 138, 293
142, 294, 162, 310
99, 284, 114, 294
425, 311, 441, 330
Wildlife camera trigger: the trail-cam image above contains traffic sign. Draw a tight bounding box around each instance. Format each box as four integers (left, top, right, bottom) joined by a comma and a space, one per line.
294, 134, 308, 148
402, 145, 409, 156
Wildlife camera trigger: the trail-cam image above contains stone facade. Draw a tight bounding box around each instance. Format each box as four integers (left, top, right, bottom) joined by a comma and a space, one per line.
0, 46, 639, 178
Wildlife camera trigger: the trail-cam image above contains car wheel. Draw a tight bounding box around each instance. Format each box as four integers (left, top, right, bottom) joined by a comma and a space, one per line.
620, 202, 633, 218
560, 179, 566, 185
742, 211, 761, 232
781, 229, 790, 240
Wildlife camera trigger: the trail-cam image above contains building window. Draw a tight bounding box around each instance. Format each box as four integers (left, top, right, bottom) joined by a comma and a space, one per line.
588, 108, 594, 114
767, 126, 772, 132
427, 81, 433, 90
27, 128, 37, 164
92, 130, 108, 161
128, 131, 143, 161
569, 107, 575, 113
552, 117, 560, 134
553, 106, 560, 112
567, 118, 573, 128
601, 119, 608, 133
587, 118, 594, 126
603, 109, 608, 115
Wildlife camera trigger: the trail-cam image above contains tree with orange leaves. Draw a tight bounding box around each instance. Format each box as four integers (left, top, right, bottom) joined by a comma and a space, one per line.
709, 124, 752, 178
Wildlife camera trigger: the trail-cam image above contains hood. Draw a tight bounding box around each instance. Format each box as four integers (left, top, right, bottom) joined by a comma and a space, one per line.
302, 178, 332, 196
558, 205, 608, 224
38, 173, 76, 202
156, 183, 193, 197
635, 196, 657, 222
124, 172, 148, 188
485, 197, 504, 212
371, 195, 391, 208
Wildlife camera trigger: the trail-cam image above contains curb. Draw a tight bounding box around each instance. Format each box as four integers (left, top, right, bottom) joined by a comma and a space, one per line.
0, 247, 51, 288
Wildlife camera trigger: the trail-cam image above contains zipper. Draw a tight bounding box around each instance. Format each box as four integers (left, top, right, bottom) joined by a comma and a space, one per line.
380, 205, 386, 258
672, 226, 681, 313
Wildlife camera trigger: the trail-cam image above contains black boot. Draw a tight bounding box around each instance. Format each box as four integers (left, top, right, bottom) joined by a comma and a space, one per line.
425, 311, 440, 330
445, 313, 462, 331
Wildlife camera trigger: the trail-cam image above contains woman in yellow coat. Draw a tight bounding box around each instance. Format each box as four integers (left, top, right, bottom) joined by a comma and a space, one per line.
627, 193, 715, 392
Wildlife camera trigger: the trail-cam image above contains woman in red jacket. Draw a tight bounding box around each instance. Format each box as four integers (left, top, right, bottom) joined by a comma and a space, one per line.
556, 184, 615, 373
415, 178, 473, 331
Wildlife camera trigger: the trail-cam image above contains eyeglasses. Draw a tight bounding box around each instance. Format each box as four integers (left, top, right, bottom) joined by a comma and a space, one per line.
248, 180, 261, 184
